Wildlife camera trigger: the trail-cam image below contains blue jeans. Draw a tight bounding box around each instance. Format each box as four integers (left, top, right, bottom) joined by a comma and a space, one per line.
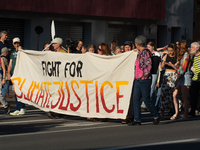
0, 76, 9, 108
2, 80, 10, 98
141, 74, 158, 107
15, 94, 25, 110
133, 79, 159, 121
155, 87, 161, 110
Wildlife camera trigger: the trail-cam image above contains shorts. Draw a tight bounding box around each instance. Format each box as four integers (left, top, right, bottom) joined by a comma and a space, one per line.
179, 74, 192, 86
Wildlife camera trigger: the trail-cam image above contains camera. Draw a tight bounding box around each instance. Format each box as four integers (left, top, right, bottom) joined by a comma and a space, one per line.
66, 38, 77, 52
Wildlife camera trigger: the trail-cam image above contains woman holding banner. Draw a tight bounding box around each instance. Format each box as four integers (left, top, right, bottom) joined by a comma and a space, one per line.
97, 43, 112, 56
87, 43, 112, 122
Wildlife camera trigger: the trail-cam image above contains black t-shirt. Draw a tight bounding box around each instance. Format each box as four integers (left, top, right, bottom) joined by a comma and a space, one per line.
165, 55, 177, 70
151, 52, 161, 74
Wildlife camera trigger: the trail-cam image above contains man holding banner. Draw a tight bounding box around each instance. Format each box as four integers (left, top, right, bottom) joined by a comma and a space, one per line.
51, 38, 66, 53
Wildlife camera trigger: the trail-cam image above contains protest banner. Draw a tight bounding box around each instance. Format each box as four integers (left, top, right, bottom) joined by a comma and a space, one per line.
12, 50, 137, 119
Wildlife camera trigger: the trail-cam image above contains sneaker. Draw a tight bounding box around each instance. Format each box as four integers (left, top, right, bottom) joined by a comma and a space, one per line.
178, 116, 189, 121
122, 118, 133, 124
127, 121, 141, 126
5, 105, 10, 114
153, 117, 161, 125
18, 109, 26, 115
6, 94, 12, 98
141, 105, 148, 111
10, 110, 20, 116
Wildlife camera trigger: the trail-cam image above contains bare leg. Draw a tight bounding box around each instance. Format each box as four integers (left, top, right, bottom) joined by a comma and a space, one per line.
173, 85, 181, 116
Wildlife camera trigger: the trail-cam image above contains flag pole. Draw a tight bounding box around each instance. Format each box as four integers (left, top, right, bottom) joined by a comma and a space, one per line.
42, 20, 68, 52
42, 20, 55, 51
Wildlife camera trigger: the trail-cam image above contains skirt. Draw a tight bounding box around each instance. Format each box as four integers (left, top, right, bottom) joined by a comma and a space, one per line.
159, 71, 177, 111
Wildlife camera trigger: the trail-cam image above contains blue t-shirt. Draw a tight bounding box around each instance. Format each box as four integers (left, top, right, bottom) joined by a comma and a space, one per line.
0, 41, 9, 54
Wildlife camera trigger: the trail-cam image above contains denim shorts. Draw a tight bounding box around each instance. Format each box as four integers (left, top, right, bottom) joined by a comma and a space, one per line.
179, 74, 192, 86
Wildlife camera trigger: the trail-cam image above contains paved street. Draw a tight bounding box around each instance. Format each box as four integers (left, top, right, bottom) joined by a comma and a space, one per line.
0, 90, 200, 150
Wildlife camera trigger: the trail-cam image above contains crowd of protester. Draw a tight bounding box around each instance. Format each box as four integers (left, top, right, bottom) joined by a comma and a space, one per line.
1, 31, 200, 126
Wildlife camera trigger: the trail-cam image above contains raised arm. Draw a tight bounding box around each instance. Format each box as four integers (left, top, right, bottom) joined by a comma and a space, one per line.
157, 45, 168, 51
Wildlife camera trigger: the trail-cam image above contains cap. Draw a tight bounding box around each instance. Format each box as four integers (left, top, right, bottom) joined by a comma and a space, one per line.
13, 37, 20, 43
1, 47, 11, 54
51, 38, 63, 45
124, 41, 132, 46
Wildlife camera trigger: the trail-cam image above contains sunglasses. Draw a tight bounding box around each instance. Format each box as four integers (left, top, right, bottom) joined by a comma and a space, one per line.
98, 48, 101, 51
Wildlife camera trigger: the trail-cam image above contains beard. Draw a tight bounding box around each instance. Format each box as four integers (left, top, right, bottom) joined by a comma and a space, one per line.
190, 51, 196, 55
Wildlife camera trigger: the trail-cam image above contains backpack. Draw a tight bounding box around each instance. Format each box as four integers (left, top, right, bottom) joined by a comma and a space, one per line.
135, 56, 143, 79
135, 49, 152, 79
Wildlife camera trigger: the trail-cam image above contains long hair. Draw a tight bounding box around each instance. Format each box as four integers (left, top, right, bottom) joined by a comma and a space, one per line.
177, 41, 188, 62
147, 41, 157, 51
168, 43, 177, 58
99, 43, 111, 55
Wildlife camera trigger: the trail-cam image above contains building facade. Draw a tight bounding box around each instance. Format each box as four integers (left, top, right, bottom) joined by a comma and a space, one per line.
193, 0, 200, 41
0, 0, 194, 50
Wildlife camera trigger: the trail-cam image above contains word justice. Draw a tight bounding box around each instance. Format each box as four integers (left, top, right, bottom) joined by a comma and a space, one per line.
12, 77, 129, 113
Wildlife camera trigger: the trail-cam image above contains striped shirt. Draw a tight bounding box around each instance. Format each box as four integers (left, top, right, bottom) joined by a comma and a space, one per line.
192, 55, 200, 81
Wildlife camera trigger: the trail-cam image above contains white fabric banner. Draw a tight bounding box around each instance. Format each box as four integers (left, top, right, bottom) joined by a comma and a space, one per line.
12, 50, 137, 119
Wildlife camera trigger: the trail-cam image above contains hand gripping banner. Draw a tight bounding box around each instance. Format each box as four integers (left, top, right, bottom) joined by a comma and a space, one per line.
11, 50, 137, 119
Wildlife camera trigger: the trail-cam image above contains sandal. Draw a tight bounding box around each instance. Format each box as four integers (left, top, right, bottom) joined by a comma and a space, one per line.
170, 114, 181, 120
178, 116, 189, 121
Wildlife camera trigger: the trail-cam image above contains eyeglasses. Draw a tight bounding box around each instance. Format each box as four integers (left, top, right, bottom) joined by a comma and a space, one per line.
98, 48, 101, 51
